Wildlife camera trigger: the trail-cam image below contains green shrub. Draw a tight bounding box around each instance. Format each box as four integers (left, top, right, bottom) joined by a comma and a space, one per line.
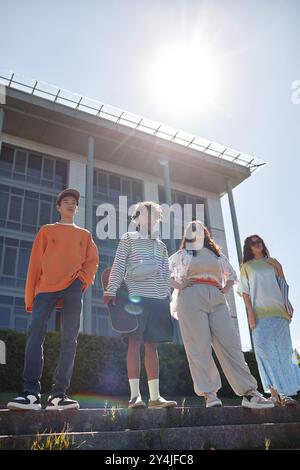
0, 329, 262, 396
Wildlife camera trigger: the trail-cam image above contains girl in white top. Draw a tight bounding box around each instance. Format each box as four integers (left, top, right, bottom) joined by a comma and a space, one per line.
169, 220, 274, 409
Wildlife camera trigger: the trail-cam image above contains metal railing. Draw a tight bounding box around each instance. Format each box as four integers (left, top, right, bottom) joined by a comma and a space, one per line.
0, 70, 267, 173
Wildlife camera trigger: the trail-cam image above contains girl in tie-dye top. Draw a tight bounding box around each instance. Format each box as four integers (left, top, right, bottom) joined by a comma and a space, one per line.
237, 256, 290, 321
238, 234, 300, 406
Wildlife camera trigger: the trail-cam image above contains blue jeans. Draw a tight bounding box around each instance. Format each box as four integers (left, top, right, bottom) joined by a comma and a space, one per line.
23, 278, 83, 395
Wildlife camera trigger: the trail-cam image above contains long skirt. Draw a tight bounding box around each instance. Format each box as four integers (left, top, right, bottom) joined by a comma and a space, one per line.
252, 316, 300, 396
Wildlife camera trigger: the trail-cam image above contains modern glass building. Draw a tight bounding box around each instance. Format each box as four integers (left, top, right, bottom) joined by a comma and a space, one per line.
0, 73, 266, 342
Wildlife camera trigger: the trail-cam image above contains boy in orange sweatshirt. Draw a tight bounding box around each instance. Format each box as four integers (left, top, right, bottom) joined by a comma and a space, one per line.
7, 189, 99, 411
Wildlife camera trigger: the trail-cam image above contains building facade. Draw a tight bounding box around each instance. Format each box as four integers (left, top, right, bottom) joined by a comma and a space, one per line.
0, 77, 263, 342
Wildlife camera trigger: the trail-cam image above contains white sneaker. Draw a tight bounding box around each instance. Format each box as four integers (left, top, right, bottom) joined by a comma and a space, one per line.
205, 393, 223, 408
45, 394, 80, 410
242, 390, 274, 409
7, 392, 42, 411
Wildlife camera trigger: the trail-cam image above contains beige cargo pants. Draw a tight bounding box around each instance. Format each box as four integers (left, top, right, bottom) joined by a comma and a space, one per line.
177, 284, 257, 396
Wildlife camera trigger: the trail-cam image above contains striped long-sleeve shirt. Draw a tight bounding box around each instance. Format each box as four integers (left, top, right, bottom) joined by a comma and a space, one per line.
104, 231, 171, 299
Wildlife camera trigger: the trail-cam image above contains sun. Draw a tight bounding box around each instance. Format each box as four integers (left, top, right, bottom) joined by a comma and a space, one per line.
148, 41, 220, 115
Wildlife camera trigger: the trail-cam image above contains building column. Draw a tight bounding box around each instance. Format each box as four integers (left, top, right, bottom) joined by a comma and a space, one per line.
68, 159, 86, 333
226, 178, 242, 264
226, 177, 254, 351
159, 158, 176, 254
83, 135, 95, 335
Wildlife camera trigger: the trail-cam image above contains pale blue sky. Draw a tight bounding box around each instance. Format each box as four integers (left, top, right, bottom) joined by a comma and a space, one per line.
1, 0, 299, 350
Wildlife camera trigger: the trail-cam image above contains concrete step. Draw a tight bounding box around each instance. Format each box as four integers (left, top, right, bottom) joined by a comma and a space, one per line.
0, 406, 300, 436
1, 422, 300, 450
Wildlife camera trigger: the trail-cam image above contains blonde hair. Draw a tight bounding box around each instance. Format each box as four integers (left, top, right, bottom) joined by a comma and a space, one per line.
131, 201, 163, 224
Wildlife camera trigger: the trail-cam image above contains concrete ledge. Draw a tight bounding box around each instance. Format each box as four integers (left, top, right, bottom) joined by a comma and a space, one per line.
0, 406, 300, 436
1, 422, 300, 450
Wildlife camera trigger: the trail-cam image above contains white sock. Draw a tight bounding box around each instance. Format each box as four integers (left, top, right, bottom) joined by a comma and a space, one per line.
148, 379, 160, 401
129, 378, 141, 400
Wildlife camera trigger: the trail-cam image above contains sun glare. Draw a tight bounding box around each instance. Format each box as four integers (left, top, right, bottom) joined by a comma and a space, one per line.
149, 42, 220, 115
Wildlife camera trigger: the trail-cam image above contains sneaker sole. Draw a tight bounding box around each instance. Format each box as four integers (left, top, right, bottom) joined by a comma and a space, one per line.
206, 402, 223, 408
148, 403, 177, 409
242, 401, 274, 409
128, 403, 147, 409
45, 404, 80, 411
7, 403, 42, 411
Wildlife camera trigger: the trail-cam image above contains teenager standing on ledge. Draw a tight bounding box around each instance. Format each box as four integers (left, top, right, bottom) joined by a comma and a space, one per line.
7, 188, 99, 411
238, 235, 300, 406
103, 201, 176, 409
169, 220, 274, 409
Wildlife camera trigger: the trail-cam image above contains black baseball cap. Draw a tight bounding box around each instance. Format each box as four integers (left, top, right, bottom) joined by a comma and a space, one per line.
56, 188, 80, 206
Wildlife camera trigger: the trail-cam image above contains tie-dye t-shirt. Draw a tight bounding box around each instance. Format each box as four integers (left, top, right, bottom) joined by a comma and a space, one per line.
237, 258, 290, 320
187, 247, 223, 284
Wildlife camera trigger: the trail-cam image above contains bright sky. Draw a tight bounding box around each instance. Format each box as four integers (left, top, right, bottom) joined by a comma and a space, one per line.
1, 0, 299, 350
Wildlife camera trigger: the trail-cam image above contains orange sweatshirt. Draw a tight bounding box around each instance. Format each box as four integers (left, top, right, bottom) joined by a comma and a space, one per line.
25, 223, 99, 312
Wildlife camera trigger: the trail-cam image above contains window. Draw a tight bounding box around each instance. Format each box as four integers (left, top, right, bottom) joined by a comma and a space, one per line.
132, 181, 143, 202
43, 158, 54, 180
22, 197, 39, 229
0, 190, 8, 221
121, 179, 131, 198
3, 246, 17, 276
55, 161, 67, 188
98, 172, 108, 194
14, 150, 27, 173
17, 248, 30, 281
39, 201, 51, 226
0, 146, 14, 175
176, 193, 187, 206
109, 175, 121, 197
8, 195, 22, 222
0, 307, 10, 328
28, 153, 42, 181
1, 145, 68, 190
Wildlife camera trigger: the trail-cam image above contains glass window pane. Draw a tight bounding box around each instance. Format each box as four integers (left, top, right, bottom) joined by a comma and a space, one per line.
0, 146, 14, 174
98, 172, 108, 194
43, 158, 54, 180
3, 246, 17, 275
0, 191, 9, 220
158, 186, 165, 204
17, 248, 30, 280
109, 175, 121, 197
55, 161, 67, 188
176, 193, 187, 206
39, 201, 51, 226
121, 179, 131, 198
5, 237, 18, 246
0, 307, 11, 328
22, 197, 38, 227
0, 295, 13, 304
14, 150, 27, 173
28, 153, 42, 178
11, 187, 24, 195
8, 195, 22, 221
132, 181, 143, 202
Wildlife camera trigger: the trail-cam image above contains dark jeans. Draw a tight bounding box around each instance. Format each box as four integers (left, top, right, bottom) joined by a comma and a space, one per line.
23, 278, 83, 396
